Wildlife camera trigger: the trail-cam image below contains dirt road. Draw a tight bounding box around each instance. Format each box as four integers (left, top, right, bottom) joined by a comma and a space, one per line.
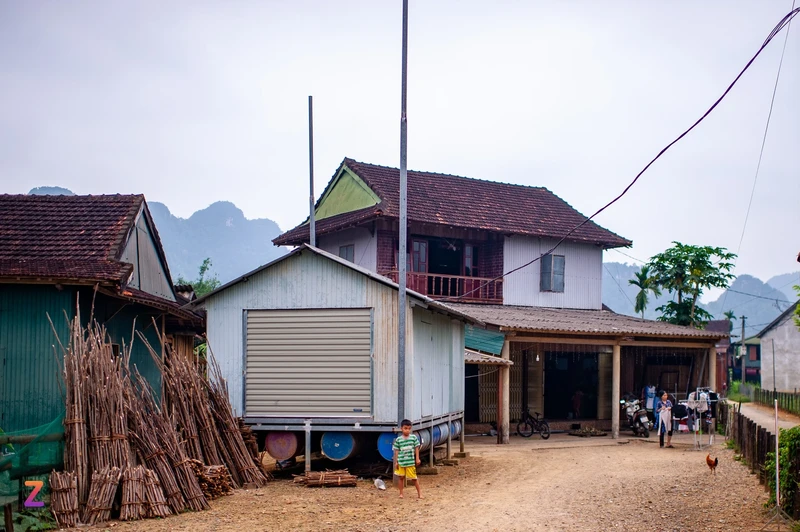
92, 433, 769, 532
735, 401, 800, 431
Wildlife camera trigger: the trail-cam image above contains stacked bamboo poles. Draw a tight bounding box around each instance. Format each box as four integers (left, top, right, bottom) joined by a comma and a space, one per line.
190, 460, 233, 500
207, 356, 269, 487
120, 466, 147, 521
52, 313, 89, 506
238, 418, 259, 463
82, 467, 122, 525
143, 469, 172, 518
293, 469, 357, 488
127, 373, 187, 514
141, 333, 221, 466
49, 471, 78, 528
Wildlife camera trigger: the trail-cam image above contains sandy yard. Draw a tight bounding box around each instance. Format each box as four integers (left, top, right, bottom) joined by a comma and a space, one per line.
84, 432, 770, 532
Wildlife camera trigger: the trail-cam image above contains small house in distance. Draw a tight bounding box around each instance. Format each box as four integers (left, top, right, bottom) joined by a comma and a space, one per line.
756, 301, 799, 392
192, 245, 476, 465
0, 194, 204, 432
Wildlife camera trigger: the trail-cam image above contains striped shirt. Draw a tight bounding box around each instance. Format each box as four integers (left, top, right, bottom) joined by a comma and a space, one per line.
393, 434, 420, 467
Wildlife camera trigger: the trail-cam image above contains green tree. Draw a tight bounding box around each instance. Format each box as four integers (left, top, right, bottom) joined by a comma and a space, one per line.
176, 258, 221, 298
646, 242, 736, 328
794, 285, 800, 330
723, 310, 736, 333
628, 264, 662, 318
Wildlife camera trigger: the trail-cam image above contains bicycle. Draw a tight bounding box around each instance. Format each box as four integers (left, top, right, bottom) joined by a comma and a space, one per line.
517, 408, 551, 439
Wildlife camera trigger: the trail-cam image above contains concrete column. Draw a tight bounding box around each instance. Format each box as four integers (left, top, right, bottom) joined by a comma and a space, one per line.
708, 346, 717, 391
500, 340, 510, 444
611, 343, 621, 439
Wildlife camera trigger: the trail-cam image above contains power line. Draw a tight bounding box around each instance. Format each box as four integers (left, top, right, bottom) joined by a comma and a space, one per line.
605, 264, 635, 308
447, 7, 800, 303
726, 288, 791, 302
720, 0, 795, 310
610, 248, 647, 264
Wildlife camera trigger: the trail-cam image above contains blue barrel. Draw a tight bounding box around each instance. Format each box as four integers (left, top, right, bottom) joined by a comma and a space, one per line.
450, 420, 462, 439
321, 432, 360, 461
377, 432, 396, 462
431, 423, 450, 446
415, 428, 432, 451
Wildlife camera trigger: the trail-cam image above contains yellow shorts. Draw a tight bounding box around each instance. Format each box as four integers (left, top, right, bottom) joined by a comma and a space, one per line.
394, 465, 417, 480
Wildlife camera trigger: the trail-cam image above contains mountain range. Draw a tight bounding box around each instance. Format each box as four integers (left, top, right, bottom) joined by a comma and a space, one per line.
24, 187, 800, 336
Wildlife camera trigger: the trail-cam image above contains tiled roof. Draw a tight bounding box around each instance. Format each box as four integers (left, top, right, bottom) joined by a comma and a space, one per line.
275, 158, 631, 248
0, 194, 142, 284
447, 303, 728, 340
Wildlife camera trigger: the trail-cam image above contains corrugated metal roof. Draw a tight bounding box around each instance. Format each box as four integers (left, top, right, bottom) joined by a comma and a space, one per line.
465, 349, 513, 366
465, 325, 505, 355
192, 244, 483, 325
449, 303, 728, 340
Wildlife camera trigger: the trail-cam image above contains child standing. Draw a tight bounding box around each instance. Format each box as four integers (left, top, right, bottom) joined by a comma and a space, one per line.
393, 419, 422, 499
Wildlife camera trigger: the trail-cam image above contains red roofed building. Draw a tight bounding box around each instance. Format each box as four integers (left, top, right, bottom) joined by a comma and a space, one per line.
271, 158, 726, 441
0, 194, 203, 431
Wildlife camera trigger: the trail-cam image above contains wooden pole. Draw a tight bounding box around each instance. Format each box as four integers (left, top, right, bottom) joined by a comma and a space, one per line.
445, 414, 452, 460
500, 340, 510, 444
611, 343, 621, 439
709, 346, 717, 391
497, 367, 503, 445
4, 503, 13, 532
459, 417, 465, 454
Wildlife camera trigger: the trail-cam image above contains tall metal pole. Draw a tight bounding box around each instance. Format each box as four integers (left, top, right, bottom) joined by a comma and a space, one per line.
775, 398, 780, 507
397, 0, 409, 425
740, 316, 747, 385
308, 95, 316, 247
772, 339, 777, 394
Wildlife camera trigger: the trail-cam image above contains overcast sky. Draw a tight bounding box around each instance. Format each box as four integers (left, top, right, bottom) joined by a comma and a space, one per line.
1, 1, 798, 290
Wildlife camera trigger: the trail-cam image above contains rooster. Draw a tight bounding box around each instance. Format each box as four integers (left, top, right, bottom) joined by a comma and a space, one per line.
706, 453, 719, 475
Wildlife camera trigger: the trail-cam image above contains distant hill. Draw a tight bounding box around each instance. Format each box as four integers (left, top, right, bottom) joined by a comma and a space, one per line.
603, 263, 796, 338
766, 272, 800, 301
26, 186, 286, 285
28, 186, 75, 195
148, 201, 285, 284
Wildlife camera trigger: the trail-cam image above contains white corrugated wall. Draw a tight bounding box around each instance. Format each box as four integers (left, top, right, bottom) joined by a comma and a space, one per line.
316, 227, 377, 272
503, 235, 603, 309
201, 249, 465, 424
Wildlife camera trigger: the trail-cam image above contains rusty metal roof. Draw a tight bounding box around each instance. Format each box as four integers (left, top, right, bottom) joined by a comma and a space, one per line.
447, 303, 728, 340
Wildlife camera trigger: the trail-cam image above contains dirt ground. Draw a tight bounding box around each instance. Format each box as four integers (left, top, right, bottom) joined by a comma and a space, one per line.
85, 432, 771, 532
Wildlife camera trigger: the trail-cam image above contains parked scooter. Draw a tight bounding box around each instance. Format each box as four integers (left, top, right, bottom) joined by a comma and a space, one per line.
620, 398, 650, 437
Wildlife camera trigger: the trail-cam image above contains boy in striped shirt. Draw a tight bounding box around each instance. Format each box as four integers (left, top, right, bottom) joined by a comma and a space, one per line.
393, 419, 422, 499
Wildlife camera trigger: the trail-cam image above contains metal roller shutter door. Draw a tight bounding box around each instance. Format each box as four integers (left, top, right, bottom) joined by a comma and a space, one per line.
245, 308, 372, 417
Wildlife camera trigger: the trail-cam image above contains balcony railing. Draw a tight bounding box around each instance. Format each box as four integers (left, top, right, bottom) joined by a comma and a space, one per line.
383, 271, 503, 303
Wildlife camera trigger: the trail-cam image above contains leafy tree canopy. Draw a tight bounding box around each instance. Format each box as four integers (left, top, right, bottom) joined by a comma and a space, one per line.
646, 242, 736, 328
175, 258, 220, 298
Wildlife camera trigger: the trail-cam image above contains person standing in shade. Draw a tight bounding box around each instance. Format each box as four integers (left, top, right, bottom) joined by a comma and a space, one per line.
656, 391, 673, 448
393, 419, 422, 499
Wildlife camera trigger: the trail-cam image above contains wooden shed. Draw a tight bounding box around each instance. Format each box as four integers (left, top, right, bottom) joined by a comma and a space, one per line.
193, 245, 477, 464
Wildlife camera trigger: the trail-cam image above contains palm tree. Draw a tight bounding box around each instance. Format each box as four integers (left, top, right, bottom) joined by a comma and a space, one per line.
723, 310, 736, 333
628, 265, 662, 318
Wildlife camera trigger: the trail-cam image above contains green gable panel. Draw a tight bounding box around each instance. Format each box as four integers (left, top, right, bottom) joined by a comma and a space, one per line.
315, 167, 380, 221
465, 325, 505, 355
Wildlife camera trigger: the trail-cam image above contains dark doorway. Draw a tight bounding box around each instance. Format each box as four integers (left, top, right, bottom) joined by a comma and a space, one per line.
464, 365, 480, 423
544, 353, 598, 419
427, 238, 461, 275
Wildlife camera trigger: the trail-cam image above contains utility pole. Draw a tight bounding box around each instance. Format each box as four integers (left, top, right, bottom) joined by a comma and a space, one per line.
308, 95, 316, 247
772, 339, 776, 394
740, 316, 747, 386
397, 0, 409, 425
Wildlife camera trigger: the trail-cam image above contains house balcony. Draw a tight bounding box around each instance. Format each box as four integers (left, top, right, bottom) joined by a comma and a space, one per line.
383, 271, 503, 304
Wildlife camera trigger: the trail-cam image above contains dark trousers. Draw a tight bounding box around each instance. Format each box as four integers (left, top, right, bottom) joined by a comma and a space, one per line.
659, 428, 673, 447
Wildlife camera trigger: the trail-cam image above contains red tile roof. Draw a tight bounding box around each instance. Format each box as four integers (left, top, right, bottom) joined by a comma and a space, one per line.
275, 158, 631, 248
0, 194, 141, 284
448, 303, 728, 340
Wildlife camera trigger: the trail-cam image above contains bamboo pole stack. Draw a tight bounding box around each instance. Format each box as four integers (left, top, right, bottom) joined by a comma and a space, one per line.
190, 460, 234, 500
49, 471, 78, 528
293, 469, 357, 488
120, 466, 147, 521
82, 467, 122, 525
143, 469, 173, 518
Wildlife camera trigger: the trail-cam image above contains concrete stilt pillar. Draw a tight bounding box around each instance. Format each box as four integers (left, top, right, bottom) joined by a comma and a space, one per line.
611, 343, 621, 439
500, 340, 510, 444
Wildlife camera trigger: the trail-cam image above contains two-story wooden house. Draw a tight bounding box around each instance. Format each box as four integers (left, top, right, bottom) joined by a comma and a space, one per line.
274, 158, 726, 440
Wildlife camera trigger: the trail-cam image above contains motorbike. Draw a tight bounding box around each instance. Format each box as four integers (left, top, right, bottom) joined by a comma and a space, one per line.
620, 398, 650, 437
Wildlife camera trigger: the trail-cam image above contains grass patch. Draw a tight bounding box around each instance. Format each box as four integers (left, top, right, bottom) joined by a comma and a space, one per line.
725, 393, 750, 403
